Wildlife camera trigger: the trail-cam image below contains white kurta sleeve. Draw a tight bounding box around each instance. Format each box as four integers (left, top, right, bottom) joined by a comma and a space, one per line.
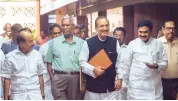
79, 41, 95, 78
1, 54, 12, 79
115, 41, 123, 80
116, 41, 133, 80
37, 53, 47, 75
157, 42, 168, 71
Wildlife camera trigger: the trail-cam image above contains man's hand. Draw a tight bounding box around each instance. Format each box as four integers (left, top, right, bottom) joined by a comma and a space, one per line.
146, 63, 159, 70
176, 93, 178, 100
42, 96, 45, 100
4, 78, 11, 100
114, 79, 122, 90
47, 63, 54, 81
93, 66, 105, 77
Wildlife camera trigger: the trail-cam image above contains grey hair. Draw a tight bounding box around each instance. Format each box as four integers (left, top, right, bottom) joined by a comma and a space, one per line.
60, 15, 74, 25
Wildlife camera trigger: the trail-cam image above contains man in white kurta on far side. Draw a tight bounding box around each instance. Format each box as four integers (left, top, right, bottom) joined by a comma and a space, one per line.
39, 23, 62, 100
122, 20, 168, 100
113, 27, 128, 100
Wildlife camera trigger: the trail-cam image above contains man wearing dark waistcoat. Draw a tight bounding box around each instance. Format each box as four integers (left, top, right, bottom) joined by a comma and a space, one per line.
79, 16, 123, 100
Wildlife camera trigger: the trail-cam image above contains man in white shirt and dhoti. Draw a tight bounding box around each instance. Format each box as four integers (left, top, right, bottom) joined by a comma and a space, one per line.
39, 23, 62, 100
1, 28, 46, 100
123, 20, 168, 100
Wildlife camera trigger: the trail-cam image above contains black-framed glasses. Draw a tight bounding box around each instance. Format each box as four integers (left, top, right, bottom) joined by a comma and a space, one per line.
164, 27, 176, 31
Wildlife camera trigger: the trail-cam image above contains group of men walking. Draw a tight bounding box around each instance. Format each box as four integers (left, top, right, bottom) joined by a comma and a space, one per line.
0, 15, 177, 100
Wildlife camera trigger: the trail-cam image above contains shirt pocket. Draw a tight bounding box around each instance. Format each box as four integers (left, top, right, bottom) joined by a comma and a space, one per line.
14, 63, 24, 74
71, 50, 80, 64
150, 51, 159, 64
53, 48, 61, 59
28, 61, 38, 73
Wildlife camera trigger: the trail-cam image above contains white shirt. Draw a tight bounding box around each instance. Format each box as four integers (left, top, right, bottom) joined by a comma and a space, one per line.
116, 44, 128, 100
0, 50, 5, 99
0, 36, 11, 48
39, 40, 54, 100
79, 36, 122, 79
120, 44, 127, 48
39, 40, 51, 87
124, 37, 167, 100
1, 49, 46, 100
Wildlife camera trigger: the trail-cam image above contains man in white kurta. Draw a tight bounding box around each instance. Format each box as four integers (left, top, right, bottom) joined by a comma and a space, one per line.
39, 40, 53, 100
0, 29, 47, 100
113, 27, 128, 100
123, 20, 168, 100
39, 23, 62, 100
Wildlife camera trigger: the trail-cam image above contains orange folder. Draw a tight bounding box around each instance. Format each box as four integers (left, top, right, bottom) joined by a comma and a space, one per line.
88, 49, 112, 70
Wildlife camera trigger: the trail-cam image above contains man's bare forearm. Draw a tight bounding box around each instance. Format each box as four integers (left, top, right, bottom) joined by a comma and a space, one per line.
4, 78, 10, 100
39, 75, 45, 98
47, 63, 54, 81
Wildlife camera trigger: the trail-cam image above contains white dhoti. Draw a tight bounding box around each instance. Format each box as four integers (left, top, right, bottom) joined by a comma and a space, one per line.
84, 90, 118, 100
10, 90, 42, 100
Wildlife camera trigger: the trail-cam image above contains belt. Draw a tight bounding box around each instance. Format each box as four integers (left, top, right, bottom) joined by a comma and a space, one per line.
54, 70, 79, 75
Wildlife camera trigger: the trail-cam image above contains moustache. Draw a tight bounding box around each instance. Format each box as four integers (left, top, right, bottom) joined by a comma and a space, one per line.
101, 30, 109, 32
140, 35, 147, 38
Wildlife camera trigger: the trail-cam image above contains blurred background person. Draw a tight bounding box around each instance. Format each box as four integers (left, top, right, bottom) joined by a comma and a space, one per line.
73, 25, 82, 38
1, 26, 40, 54
113, 27, 127, 47
49, 23, 62, 38
1, 23, 22, 54
157, 25, 165, 38
0, 23, 12, 47
36, 30, 49, 46
1, 23, 12, 40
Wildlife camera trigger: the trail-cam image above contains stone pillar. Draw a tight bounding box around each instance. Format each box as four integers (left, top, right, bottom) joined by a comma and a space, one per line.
36, 1, 40, 37
123, 5, 134, 44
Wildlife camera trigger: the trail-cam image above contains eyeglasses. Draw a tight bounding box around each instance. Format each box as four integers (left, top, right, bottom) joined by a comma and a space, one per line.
113, 34, 124, 38
52, 32, 61, 34
164, 27, 176, 31
61, 24, 72, 28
